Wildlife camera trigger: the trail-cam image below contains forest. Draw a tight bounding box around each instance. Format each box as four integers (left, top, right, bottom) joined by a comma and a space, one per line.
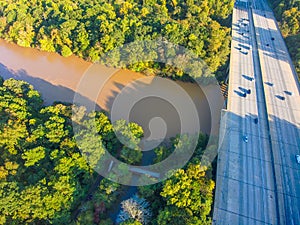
0, 0, 231, 224
271, 0, 300, 77
0, 0, 234, 80
0, 76, 216, 224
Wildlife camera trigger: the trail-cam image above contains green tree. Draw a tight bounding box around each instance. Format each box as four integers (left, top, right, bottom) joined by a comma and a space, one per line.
0, 0, 233, 81
121, 219, 143, 225
61, 45, 73, 57
160, 164, 215, 223
21, 146, 46, 167
281, 7, 300, 36
0, 76, 92, 224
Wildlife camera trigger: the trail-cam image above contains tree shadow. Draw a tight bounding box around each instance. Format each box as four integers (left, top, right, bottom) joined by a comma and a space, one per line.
102, 75, 224, 139
0, 63, 99, 110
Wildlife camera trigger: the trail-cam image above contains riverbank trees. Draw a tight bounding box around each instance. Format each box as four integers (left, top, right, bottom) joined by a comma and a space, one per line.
0, 0, 233, 80
0, 76, 143, 224
0, 76, 216, 224
135, 133, 216, 225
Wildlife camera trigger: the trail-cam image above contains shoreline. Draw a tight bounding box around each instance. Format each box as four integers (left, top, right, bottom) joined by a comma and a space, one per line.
0, 38, 223, 137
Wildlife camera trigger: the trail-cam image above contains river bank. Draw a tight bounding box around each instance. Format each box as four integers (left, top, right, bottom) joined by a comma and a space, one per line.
0, 39, 223, 137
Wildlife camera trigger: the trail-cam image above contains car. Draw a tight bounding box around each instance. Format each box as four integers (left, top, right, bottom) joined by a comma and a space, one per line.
271, 37, 275, 41
243, 135, 248, 143
284, 90, 293, 96
296, 155, 300, 164
254, 118, 258, 124
277, 95, 285, 100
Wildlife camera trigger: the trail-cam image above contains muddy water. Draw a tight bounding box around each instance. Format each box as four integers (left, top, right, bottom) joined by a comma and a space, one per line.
0, 39, 223, 138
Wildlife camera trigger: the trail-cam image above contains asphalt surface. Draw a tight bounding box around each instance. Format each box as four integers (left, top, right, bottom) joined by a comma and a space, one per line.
213, 0, 300, 224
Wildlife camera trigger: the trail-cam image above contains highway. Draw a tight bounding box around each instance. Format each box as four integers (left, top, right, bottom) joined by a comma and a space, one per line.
213, 0, 300, 224
252, 0, 300, 223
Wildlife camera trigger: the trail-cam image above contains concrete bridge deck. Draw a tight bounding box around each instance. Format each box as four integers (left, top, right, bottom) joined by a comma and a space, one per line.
213, 0, 300, 224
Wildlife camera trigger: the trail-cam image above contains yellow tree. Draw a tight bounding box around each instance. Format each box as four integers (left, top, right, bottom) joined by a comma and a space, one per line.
160, 164, 215, 223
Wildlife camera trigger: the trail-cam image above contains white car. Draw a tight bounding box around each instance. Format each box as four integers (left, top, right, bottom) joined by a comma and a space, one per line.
296, 155, 300, 164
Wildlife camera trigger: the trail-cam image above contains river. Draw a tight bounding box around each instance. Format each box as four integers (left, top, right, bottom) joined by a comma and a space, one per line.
0, 39, 223, 138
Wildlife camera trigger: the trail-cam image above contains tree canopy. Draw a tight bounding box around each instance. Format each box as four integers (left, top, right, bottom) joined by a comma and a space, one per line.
159, 164, 214, 224
271, 0, 300, 77
0, 75, 217, 224
0, 76, 144, 224
0, 0, 233, 80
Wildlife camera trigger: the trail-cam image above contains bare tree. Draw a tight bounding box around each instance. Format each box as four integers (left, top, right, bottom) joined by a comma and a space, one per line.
117, 194, 152, 224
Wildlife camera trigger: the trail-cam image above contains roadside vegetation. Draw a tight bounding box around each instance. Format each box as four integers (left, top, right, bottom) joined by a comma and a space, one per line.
271, 0, 300, 78
0, 0, 233, 80
0, 76, 216, 224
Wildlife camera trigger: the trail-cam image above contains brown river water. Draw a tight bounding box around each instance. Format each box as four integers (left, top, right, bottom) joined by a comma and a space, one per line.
0, 39, 223, 138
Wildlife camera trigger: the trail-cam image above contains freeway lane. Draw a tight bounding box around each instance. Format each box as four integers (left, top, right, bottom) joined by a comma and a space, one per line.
252, 0, 300, 223
213, 2, 278, 224
214, 0, 300, 224
213, 0, 300, 225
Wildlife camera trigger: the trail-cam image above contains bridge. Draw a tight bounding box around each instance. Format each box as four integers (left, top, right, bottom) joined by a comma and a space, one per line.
213, 0, 300, 224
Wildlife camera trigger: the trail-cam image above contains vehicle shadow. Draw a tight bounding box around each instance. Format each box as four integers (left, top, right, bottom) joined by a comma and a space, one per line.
242, 74, 254, 81
238, 86, 249, 93
234, 90, 246, 97
214, 109, 300, 223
